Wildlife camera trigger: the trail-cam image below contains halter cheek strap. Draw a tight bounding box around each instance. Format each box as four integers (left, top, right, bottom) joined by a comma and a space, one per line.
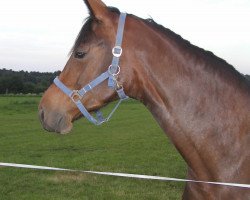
53, 13, 128, 125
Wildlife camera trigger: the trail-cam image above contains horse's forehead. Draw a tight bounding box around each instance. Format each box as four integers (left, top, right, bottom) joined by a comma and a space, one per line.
73, 23, 111, 52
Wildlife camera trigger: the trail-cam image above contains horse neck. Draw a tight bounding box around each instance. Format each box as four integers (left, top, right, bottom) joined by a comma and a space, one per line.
125, 18, 250, 181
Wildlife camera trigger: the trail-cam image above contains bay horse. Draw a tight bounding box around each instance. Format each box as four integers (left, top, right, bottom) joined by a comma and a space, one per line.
39, 0, 250, 199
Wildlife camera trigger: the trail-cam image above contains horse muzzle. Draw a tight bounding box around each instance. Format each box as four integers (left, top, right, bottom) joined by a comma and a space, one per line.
38, 107, 73, 134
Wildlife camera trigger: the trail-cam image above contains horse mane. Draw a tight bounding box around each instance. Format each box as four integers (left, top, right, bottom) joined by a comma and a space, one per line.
141, 17, 250, 87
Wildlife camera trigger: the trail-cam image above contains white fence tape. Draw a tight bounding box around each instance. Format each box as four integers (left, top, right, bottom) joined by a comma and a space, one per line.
0, 162, 249, 189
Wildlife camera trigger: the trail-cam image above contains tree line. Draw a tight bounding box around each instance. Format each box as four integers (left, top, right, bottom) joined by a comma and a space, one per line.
0, 68, 249, 94
0, 68, 60, 94
246, 75, 250, 82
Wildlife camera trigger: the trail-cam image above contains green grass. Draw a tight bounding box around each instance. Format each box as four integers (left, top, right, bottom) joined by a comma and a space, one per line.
0, 96, 186, 200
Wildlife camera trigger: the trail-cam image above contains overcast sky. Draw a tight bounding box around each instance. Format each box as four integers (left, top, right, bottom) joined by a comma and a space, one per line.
0, 0, 249, 74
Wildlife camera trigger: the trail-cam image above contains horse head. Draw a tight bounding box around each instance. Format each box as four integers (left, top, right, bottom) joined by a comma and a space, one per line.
39, 0, 135, 134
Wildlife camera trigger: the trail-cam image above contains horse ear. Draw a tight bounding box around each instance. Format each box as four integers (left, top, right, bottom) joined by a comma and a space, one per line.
83, 0, 109, 21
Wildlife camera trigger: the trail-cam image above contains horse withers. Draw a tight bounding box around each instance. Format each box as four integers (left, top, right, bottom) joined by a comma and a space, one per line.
39, 0, 250, 199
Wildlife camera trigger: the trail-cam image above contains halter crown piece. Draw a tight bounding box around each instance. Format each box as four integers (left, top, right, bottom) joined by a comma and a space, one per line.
53, 13, 129, 125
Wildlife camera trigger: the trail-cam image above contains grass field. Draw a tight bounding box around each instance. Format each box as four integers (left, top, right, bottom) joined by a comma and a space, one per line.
0, 96, 186, 200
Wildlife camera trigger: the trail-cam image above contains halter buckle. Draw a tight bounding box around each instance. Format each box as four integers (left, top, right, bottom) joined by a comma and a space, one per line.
112, 46, 123, 57
70, 90, 82, 103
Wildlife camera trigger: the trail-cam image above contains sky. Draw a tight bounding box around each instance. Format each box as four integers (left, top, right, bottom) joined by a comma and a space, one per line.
0, 0, 250, 74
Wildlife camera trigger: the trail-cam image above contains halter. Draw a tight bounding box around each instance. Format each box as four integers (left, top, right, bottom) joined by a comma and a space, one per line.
53, 13, 128, 125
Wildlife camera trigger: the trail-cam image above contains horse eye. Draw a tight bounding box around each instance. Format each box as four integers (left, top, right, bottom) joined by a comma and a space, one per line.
74, 52, 86, 59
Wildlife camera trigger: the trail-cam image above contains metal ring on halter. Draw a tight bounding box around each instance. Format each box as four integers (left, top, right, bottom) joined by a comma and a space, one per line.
70, 90, 81, 103
112, 46, 123, 57
108, 65, 121, 76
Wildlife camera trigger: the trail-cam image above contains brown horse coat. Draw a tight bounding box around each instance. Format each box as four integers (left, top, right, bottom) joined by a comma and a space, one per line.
39, 1, 250, 199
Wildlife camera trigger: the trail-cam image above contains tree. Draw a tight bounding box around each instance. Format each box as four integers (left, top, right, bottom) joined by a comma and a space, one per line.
245, 75, 250, 82
0, 69, 60, 94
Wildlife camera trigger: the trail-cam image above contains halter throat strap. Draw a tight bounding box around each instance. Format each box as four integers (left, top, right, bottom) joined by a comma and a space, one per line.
53, 13, 128, 125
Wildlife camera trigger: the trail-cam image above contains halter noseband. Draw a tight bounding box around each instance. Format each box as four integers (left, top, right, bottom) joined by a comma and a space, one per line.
53, 13, 128, 125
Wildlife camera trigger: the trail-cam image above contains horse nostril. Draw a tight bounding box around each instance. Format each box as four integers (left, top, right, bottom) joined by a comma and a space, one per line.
39, 108, 45, 123
38, 108, 72, 134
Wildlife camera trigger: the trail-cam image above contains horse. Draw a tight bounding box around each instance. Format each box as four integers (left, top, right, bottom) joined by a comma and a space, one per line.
39, 0, 250, 199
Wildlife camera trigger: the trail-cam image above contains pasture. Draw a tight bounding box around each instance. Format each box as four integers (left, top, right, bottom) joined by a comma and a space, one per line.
0, 96, 186, 199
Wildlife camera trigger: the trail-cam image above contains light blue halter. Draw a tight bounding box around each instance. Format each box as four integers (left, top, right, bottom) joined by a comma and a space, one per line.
53, 13, 128, 125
